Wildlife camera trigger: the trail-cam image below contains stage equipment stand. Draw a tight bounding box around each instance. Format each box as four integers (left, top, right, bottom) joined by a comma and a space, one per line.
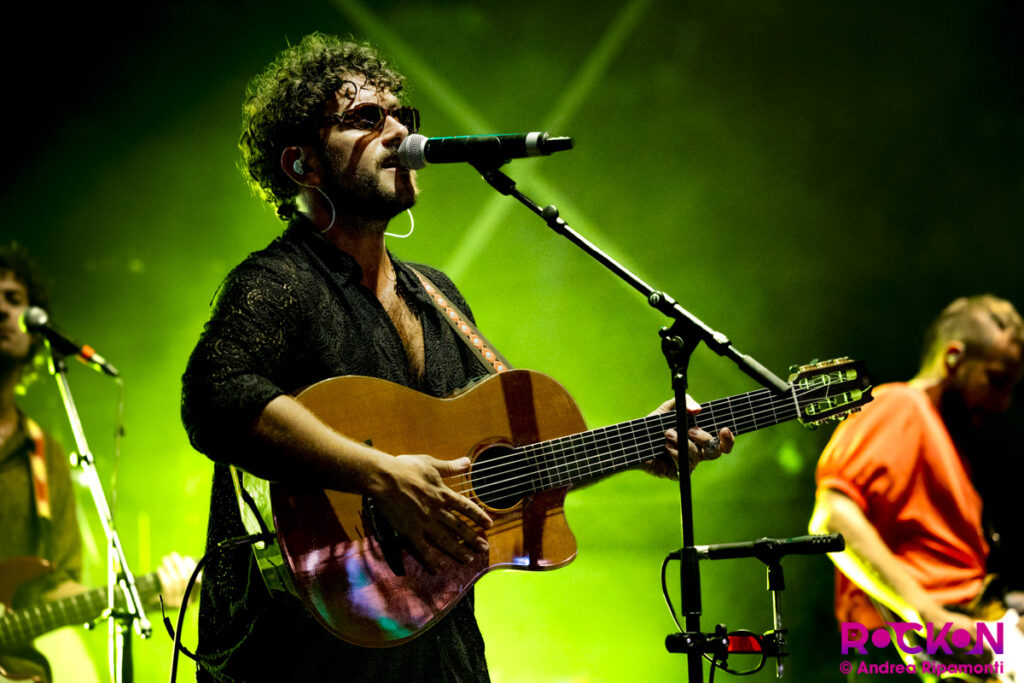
472, 161, 822, 681
685, 534, 846, 676
46, 346, 150, 683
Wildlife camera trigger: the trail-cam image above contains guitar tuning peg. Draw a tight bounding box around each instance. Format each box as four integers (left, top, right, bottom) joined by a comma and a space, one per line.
788, 364, 800, 374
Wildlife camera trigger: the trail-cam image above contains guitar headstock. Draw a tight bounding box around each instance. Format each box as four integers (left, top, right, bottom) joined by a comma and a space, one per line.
787, 357, 874, 428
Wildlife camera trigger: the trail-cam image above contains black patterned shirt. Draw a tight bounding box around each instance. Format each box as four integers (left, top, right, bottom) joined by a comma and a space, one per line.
181, 218, 492, 682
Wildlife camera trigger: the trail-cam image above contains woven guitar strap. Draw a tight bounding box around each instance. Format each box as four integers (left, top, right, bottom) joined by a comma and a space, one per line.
25, 417, 51, 520
230, 267, 510, 586
408, 266, 509, 376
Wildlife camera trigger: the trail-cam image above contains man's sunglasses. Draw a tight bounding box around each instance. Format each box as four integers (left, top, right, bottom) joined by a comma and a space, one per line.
327, 104, 421, 134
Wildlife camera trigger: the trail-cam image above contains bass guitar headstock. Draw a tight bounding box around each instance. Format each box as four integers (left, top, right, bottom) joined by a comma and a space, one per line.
787, 357, 874, 428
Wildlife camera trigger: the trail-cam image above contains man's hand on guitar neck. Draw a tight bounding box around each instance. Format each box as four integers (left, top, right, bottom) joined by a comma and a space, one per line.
369, 454, 494, 575
156, 552, 199, 610
646, 395, 735, 477
33, 552, 199, 615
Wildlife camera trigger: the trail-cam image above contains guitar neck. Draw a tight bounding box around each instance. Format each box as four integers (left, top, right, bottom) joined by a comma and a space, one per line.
515, 386, 799, 493
0, 573, 159, 649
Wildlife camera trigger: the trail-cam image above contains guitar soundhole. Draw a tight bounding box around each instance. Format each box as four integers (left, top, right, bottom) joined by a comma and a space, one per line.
471, 444, 532, 510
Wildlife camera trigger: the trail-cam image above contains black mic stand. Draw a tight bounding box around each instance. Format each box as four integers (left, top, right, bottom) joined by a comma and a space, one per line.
45, 344, 150, 683
472, 162, 792, 681
682, 534, 846, 677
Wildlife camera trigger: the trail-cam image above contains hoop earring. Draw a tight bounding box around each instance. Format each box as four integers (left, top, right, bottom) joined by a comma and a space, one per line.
313, 186, 336, 233
385, 209, 415, 239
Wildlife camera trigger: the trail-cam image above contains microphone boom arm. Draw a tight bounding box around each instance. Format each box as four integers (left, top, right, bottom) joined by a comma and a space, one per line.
472, 162, 796, 682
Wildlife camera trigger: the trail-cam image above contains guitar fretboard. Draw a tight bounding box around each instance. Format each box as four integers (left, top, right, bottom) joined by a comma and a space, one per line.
0, 573, 159, 648
469, 386, 800, 505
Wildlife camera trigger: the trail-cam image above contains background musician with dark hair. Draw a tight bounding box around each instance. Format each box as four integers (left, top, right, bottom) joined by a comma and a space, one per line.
0, 243, 195, 682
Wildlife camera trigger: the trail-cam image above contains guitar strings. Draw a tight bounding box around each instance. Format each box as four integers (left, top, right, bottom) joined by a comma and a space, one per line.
449, 418, 701, 501
454, 413, 676, 495
448, 421, 667, 500
445, 381, 828, 499
455, 384, 806, 492
454, 427, 671, 500
451, 386, 805, 498
454, 377, 853, 502
452, 394, 808, 503
445, 382, 834, 501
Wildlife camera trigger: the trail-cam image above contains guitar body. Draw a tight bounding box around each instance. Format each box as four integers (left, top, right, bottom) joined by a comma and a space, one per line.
271, 370, 588, 648
253, 359, 871, 648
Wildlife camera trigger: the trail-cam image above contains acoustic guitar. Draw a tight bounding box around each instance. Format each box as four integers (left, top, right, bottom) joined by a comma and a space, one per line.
0, 557, 160, 682
235, 358, 872, 648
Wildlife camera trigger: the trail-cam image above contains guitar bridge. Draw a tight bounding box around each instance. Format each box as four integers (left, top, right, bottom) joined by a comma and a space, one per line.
363, 497, 406, 577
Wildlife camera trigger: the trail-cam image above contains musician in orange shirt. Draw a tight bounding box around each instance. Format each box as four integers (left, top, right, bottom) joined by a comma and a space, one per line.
810, 295, 1024, 676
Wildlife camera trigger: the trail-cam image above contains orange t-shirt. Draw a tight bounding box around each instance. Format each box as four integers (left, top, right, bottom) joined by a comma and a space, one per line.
815, 383, 989, 628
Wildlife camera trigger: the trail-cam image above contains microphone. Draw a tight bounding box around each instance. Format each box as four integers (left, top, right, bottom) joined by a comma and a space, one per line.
397, 132, 574, 170
693, 534, 845, 562
20, 306, 120, 377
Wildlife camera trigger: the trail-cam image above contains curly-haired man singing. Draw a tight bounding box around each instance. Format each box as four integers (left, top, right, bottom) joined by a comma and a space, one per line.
182, 34, 731, 681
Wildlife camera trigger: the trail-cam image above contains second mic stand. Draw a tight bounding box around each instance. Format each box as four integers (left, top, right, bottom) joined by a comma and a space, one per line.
47, 347, 150, 683
678, 534, 846, 677
472, 162, 790, 682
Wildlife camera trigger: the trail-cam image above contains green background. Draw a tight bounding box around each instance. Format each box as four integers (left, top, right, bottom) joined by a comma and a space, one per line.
4, 1, 1022, 680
